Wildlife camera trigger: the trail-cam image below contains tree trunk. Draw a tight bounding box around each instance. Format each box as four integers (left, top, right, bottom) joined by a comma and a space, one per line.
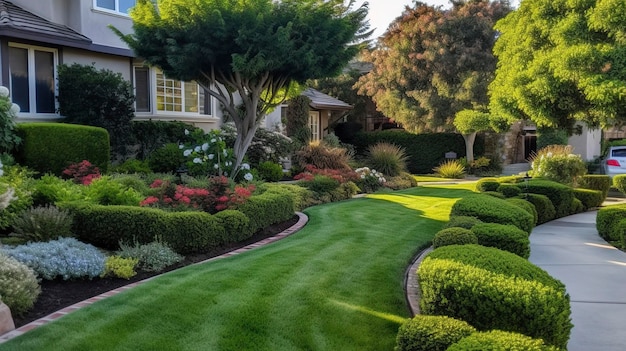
463, 132, 477, 163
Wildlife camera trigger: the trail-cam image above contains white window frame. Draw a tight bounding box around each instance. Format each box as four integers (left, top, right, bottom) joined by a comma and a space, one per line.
93, 0, 136, 16
309, 111, 320, 141
8, 43, 58, 118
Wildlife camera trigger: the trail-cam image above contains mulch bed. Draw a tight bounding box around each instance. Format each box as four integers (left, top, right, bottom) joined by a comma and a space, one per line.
12, 215, 300, 328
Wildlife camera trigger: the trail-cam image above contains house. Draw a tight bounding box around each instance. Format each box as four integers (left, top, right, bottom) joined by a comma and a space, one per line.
265, 88, 353, 141
0, 0, 220, 131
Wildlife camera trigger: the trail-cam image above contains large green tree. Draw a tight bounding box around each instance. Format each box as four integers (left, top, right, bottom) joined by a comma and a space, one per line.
115, 0, 369, 173
489, 0, 626, 130
355, 0, 510, 133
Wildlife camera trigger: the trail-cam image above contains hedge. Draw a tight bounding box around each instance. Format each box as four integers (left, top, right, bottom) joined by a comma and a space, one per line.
447, 330, 562, 351
443, 216, 483, 230
16, 123, 110, 175
524, 179, 575, 218
419, 248, 572, 348
236, 191, 294, 234
213, 210, 252, 243
497, 183, 521, 198
260, 183, 314, 211
596, 204, 626, 242
573, 188, 604, 210
577, 175, 610, 200
432, 228, 478, 249
520, 193, 556, 224
450, 194, 535, 233
351, 131, 484, 174
506, 198, 538, 226
475, 178, 499, 192
395, 315, 476, 351
470, 223, 531, 258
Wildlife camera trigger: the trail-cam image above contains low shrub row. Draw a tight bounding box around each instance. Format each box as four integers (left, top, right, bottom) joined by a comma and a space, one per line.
450, 194, 534, 233
596, 204, 626, 246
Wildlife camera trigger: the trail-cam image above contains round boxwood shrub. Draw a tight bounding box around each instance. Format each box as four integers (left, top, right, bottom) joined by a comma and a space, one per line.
578, 174, 610, 200
447, 330, 561, 351
506, 198, 538, 226
570, 198, 584, 215
0, 253, 41, 315
521, 193, 556, 224
596, 204, 626, 242
443, 216, 483, 230
395, 315, 476, 351
148, 143, 186, 173
256, 161, 284, 182
573, 188, 604, 210
432, 227, 478, 249
525, 179, 574, 219
450, 194, 535, 233
470, 223, 531, 258
497, 183, 522, 198
475, 178, 499, 192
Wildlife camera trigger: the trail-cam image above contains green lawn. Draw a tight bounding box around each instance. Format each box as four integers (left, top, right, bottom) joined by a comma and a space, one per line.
3, 184, 476, 351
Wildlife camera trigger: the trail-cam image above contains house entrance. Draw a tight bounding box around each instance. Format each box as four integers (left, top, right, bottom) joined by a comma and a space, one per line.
524, 134, 537, 160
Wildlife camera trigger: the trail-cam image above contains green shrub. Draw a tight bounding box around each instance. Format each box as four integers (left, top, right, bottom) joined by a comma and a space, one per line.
450, 194, 534, 233
433, 160, 465, 179
521, 193, 556, 224
432, 227, 478, 249
0, 165, 35, 230
471, 223, 531, 258
294, 142, 352, 171
131, 120, 196, 160
613, 174, 626, 195
148, 142, 186, 173
15, 123, 110, 175
385, 172, 419, 190
117, 239, 183, 272
536, 130, 568, 150
256, 161, 284, 182
260, 183, 314, 211
108, 173, 151, 195
0, 253, 40, 316
352, 131, 483, 174
443, 216, 483, 230
11, 205, 74, 242
524, 179, 574, 218
573, 188, 603, 210
299, 175, 340, 194
32, 175, 85, 206
531, 146, 586, 186
83, 176, 144, 206
447, 330, 562, 351
497, 183, 522, 198
285, 95, 311, 145
419, 246, 572, 348
236, 191, 294, 234
0, 86, 21, 153
506, 198, 538, 226
596, 204, 626, 242
395, 315, 476, 351
367, 142, 408, 177
483, 191, 505, 199
161, 212, 226, 254
617, 218, 626, 250
578, 175, 610, 200
101, 256, 138, 279
110, 159, 152, 174
213, 209, 252, 243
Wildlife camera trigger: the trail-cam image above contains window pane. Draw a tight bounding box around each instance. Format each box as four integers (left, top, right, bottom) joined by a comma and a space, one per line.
119, 0, 135, 13
34, 50, 55, 113
96, 0, 115, 10
184, 83, 198, 113
9, 47, 29, 113
134, 67, 150, 112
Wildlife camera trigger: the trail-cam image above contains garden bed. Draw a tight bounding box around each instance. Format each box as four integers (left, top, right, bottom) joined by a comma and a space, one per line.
12, 215, 299, 328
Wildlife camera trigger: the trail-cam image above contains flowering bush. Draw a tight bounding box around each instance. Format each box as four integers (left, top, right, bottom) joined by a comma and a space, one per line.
531, 149, 587, 186
2, 237, 106, 280
140, 176, 255, 214
355, 167, 387, 193
62, 160, 101, 185
0, 85, 21, 153
0, 252, 40, 316
294, 164, 359, 183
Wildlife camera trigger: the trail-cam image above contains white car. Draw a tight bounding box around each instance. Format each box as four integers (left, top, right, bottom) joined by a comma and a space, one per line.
602, 146, 626, 178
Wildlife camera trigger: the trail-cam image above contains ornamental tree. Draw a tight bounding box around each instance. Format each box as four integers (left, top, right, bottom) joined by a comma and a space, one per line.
453, 109, 508, 163
355, 0, 510, 133
489, 0, 626, 130
115, 0, 370, 174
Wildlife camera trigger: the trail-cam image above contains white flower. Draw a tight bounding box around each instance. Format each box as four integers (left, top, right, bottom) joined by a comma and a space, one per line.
223, 149, 228, 157
244, 173, 253, 181
241, 163, 250, 170
211, 138, 216, 143
193, 158, 202, 164
194, 146, 201, 153
183, 149, 192, 157
9, 103, 19, 115
360, 174, 366, 179
178, 144, 184, 149
208, 154, 215, 160
184, 129, 190, 135
214, 164, 219, 169
201, 143, 209, 151
0, 86, 9, 97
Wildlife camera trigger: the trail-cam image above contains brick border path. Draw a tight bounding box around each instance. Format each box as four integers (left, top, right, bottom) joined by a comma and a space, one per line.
0, 212, 309, 344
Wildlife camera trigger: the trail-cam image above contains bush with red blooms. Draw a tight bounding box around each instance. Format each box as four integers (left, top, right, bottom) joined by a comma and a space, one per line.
293, 164, 359, 183
140, 176, 255, 214
62, 160, 101, 185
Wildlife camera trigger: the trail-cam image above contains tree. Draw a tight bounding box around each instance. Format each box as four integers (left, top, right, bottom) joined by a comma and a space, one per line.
355, 0, 510, 133
114, 0, 370, 174
453, 109, 507, 162
489, 0, 626, 131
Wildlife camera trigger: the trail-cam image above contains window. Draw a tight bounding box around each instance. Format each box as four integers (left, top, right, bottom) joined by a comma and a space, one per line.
94, 0, 135, 14
309, 111, 320, 141
134, 67, 150, 112
8, 44, 57, 114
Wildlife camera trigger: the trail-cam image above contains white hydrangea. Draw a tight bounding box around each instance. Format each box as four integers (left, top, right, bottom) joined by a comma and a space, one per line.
0, 86, 9, 97
201, 143, 209, 151
208, 154, 215, 160
194, 146, 201, 153
192, 158, 202, 164
241, 163, 250, 170
9, 103, 19, 115
183, 149, 192, 157
244, 173, 253, 181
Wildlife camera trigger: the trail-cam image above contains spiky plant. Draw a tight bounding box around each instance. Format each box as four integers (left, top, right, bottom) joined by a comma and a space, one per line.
433, 160, 466, 179
367, 142, 409, 177
11, 205, 74, 242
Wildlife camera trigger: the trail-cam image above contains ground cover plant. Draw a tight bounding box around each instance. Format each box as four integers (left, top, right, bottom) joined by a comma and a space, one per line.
0, 184, 475, 351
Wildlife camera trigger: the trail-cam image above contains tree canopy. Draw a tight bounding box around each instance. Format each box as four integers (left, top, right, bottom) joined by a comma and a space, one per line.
355, 0, 510, 133
489, 0, 626, 131
115, 0, 370, 173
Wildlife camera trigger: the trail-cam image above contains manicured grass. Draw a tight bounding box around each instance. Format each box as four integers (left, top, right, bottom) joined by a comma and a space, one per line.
2, 184, 476, 351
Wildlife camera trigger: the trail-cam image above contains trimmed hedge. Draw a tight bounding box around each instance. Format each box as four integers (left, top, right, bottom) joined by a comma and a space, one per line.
475, 178, 499, 192
213, 210, 252, 243
419, 246, 572, 348
351, 131, 484, 174
16, 123, 110, 175
596, 204, 626, 242
443, 216, 483, 230
573, 188, 604, 210
450, 194, 534, 233
236, 191, 294, 234
524, 179, 574, 218
483, 191, 505, 199
571, 198, 584, 215
395, 315, 476, 351
447, 330, 562, 351
497, 183, 521, 198
432, 228, 478, 249
470, 223, 531, 258
506, 198, 538, 226
578, 175, 610, 200
521, 193, 556, 224
260, 183, 314, 212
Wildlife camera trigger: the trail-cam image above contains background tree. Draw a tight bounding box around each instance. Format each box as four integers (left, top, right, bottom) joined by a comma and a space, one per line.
454, 109, 508, 163
115, 0, 370, 173
355, 0, 510, 133
285, 95, 312, 146
489, 0, 626, 131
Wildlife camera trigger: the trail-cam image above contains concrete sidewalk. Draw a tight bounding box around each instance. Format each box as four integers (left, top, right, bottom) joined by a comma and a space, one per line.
529, 210, 626, 351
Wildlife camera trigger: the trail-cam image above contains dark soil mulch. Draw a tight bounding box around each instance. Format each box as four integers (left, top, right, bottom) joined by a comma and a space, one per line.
12, 215, 300, 328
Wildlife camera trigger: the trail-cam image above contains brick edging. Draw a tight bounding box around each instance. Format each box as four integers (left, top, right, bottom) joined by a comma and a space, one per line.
404, 246, 433, 317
